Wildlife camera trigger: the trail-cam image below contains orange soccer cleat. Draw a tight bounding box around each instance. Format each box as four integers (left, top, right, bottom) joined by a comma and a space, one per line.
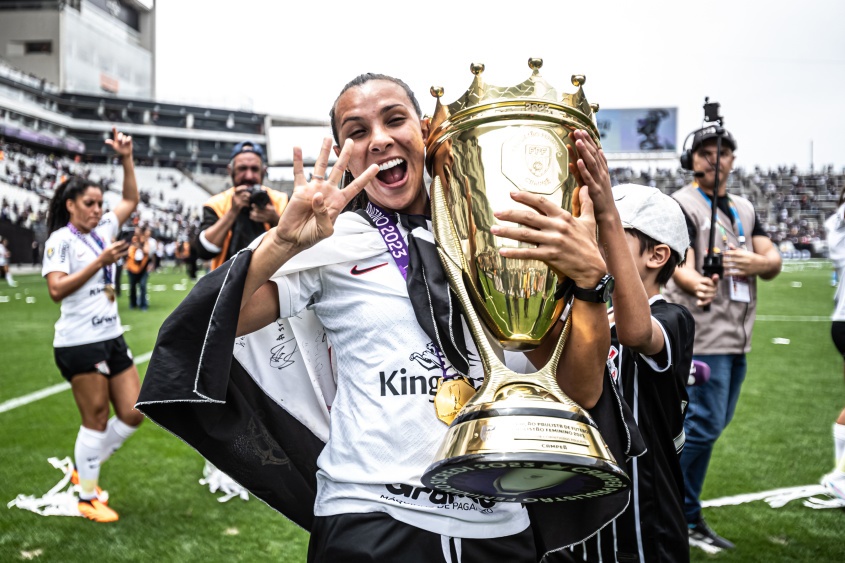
77, 498, 119, 523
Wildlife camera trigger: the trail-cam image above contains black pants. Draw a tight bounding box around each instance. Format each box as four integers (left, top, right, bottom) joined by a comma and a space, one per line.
832, 321, 845, 356
307, 512, 536, 563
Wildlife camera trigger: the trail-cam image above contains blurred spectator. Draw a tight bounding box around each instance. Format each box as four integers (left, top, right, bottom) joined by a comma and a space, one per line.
0, 237, 16, 286
125, 228, 152, 311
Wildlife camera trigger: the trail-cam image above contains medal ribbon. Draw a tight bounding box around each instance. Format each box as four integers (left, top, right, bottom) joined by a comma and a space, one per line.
364, 202, 410, 279
67, 222, 113, 286
364, 202, 458, 382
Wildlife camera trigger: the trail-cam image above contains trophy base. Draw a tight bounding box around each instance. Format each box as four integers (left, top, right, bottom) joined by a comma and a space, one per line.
421, 392, 630, 503
422, 452, 627, 504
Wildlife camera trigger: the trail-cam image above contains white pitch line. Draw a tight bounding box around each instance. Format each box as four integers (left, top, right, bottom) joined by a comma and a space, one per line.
756, 315, 830, 322
702, 484, 824, 507
0, 350, 153, 414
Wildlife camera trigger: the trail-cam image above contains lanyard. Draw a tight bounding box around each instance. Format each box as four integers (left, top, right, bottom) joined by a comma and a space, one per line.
67, 222, 113, 285
696, 187, 746, 246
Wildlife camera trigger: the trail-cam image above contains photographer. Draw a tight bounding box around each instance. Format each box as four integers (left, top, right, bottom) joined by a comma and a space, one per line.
194, 141, 288, 271
664, 125, 781, 551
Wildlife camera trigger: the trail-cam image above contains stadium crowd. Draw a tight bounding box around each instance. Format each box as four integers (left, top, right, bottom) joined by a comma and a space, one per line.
0, 141, 205, 272
2, 140, 842, 267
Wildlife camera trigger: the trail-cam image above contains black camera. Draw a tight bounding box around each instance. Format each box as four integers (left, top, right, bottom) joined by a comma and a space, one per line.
118, 227, 135, 244
247, 184, 271, 208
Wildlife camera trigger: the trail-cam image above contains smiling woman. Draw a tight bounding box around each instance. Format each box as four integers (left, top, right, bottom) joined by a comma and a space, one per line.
137, 72, 621, 563
329, 74, 429, 216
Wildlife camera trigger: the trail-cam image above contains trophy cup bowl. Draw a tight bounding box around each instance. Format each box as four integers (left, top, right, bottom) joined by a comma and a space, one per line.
420, 59, 630, 503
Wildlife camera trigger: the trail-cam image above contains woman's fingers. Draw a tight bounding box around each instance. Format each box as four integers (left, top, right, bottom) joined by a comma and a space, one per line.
494, 207, 557, 233
507, 190, 566, 217
336, 164, 378, 209
490, 223, 554, 246
312, 137, 332, 181
311, 191, 333, 236
292, 146, 305, 185
329, 139, 353, 186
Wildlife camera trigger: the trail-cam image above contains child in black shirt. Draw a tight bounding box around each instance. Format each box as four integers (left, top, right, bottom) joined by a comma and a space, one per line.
556, 131, 694, 562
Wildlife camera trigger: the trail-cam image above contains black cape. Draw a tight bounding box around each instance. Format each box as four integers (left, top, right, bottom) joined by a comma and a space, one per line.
137, 245, 644, 559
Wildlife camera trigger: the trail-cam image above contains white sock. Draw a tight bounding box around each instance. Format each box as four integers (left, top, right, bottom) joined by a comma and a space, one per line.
75, 426, 106, 500
100, 416, 139, 464
834, 423, 845, 466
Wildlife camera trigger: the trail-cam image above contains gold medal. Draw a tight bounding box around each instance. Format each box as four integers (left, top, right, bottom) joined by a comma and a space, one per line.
434, 376, 476, 425
104, 284, 116, 302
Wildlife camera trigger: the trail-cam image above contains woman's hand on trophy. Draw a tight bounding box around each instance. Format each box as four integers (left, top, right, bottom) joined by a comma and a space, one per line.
569, 130, 614, 223
274, 138, 378, 252
491, 188, 606, 289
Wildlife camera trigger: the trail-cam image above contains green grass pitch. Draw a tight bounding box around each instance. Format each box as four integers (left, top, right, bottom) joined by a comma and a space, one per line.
0, 263, 842, 561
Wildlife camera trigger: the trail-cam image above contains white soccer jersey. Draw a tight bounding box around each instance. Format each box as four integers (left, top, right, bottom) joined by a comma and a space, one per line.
42, 212, 123, 347
827, 205, 845, 322
273, 218, 529, 539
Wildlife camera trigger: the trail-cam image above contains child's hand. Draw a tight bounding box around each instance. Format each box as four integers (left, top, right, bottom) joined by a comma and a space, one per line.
569, 130, 614, 222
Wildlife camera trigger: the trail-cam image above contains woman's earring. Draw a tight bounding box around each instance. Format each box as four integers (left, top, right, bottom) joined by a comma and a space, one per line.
340, 170, 354, 189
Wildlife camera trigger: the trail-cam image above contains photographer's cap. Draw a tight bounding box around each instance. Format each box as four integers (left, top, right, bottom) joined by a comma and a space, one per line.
690, 126, 737, 152
612, 183, 690, 257
230, 141, 266, 162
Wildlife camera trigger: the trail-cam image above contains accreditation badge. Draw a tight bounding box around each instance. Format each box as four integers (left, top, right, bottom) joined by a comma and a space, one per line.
729, 276, 751, 303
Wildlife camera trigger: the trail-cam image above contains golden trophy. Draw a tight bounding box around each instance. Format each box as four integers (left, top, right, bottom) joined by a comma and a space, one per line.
420, 59, 630, 503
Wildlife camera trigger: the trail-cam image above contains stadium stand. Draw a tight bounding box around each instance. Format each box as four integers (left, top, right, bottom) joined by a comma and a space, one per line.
0, 141, 206, 264
3, 133, 844, 266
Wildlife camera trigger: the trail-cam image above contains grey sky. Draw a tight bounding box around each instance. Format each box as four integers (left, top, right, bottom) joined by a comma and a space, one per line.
155, 0, 845, 171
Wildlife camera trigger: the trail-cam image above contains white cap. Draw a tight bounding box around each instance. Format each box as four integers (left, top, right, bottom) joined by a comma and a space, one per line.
612, 183, 690, 257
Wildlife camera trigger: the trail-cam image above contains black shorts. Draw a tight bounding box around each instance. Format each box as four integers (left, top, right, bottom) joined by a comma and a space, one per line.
54, 335, 134, 381
307, 512, 535, 563
833, 322, 845, 358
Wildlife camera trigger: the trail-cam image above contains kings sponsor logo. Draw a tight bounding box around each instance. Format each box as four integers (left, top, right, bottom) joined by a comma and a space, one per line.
379, 342, 478, 400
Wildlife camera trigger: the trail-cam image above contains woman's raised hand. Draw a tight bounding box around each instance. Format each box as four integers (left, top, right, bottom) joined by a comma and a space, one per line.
274, 137, 378, 251
105, 127, 133, 158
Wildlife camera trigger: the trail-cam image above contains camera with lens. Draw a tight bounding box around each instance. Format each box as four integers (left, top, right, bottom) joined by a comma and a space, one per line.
247, 184, 271, 208
118, 227, 135, 244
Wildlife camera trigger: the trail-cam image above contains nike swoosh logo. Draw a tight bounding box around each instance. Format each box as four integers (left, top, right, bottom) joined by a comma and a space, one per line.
351, 262, 389, 276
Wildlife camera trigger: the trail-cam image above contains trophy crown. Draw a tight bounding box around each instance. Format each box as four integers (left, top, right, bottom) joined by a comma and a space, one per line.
427, 57, 599, 138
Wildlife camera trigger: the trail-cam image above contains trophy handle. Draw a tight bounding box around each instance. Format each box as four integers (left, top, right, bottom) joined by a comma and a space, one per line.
430, 175, 583, 411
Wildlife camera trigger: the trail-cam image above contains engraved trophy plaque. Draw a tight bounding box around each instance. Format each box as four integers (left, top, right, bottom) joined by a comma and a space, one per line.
420, 59, 630, 503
